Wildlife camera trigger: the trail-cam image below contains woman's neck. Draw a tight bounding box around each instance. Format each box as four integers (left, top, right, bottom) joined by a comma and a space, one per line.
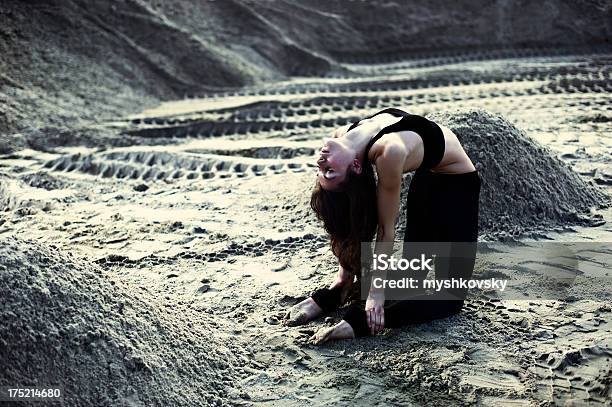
340, 127, 375, 163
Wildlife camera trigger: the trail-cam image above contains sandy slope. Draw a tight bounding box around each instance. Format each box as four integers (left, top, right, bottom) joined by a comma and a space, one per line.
1, 0, 610, 134
1, 51, 611, 405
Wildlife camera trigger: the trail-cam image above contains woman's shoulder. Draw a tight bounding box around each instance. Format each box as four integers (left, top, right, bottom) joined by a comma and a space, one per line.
373, 141, 408, 174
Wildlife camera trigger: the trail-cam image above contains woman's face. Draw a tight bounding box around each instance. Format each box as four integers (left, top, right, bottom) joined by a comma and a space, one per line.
316, 137, 356, 190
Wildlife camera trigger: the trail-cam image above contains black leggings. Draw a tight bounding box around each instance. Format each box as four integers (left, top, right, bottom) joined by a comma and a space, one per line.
312, 169, 481, 337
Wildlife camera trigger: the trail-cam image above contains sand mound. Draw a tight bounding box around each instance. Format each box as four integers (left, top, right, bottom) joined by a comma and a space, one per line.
0, 236, 249, 406
423, 109, 610, 240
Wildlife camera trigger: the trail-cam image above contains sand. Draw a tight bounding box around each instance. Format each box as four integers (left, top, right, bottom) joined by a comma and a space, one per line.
0, 36, 611, 407
0, 235, 252, 406
1, 1, 610, 135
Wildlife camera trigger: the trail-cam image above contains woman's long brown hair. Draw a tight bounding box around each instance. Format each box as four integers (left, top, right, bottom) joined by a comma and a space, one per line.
310, 162, 378, 276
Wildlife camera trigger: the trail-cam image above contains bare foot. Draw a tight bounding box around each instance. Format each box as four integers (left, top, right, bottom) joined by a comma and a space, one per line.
284, 297, 323, 326
284, 273, 354, 326
309, 320, 355, 345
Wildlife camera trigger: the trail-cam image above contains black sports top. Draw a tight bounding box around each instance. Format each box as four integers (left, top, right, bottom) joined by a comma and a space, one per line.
348, 108, 445, 170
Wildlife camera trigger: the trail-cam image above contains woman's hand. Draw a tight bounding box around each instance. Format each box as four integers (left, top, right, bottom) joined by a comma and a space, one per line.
365, 290, 385, 335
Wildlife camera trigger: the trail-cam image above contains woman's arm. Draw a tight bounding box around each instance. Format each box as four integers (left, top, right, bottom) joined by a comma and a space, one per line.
366, 144, 406, 334
374, 145, 404, 241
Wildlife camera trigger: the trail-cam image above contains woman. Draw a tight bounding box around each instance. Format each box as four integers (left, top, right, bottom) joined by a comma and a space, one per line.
285, 107, 481, 344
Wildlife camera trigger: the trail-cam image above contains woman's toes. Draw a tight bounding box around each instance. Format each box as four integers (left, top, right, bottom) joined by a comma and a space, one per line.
309, 327, 332, 345
309, 321, 355, 345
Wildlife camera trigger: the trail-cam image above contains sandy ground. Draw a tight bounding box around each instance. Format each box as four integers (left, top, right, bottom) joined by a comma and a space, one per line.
1, 52, 611, 405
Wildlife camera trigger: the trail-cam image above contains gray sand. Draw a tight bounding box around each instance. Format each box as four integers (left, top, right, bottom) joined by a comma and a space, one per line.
0, 236, 251, 406
1, 1, 610, 135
